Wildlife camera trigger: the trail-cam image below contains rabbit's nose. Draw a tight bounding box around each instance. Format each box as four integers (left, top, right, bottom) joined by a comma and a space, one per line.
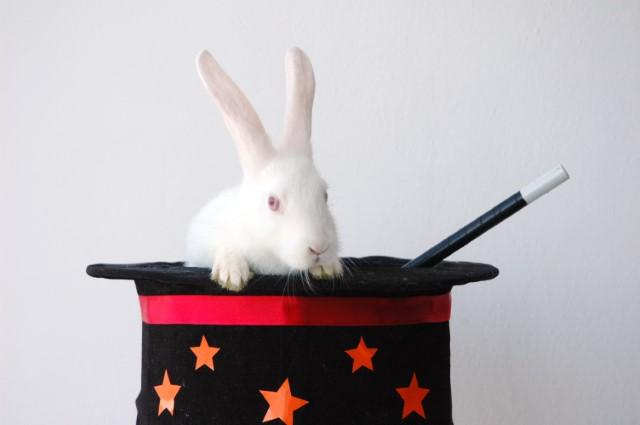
308, 246, 328, 256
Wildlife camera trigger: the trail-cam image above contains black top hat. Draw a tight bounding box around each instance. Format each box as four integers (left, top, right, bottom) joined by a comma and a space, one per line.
87, 256, 498, 425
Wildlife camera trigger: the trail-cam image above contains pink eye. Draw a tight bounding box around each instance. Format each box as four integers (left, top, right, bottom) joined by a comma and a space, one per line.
268, 195, 280, 212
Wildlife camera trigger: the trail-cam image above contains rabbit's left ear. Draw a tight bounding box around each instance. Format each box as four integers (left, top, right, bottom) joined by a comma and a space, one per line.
281, 47, 315, 157
197, 50, 275, 180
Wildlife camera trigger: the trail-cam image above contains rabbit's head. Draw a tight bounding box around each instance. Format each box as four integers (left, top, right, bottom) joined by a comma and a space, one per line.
197, 48, 340, 272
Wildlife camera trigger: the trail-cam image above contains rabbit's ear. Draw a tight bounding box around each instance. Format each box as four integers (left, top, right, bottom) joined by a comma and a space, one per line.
281, 47, 315, 157
197, 50, 275, 179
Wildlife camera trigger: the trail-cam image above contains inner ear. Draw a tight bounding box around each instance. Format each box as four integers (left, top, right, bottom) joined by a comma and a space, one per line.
281, 47, 315, 157
196, 50, 275, 180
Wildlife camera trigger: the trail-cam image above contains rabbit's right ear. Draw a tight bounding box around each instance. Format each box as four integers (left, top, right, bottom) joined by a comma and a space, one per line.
197, 50, 275, 180
281, 47, 315, 157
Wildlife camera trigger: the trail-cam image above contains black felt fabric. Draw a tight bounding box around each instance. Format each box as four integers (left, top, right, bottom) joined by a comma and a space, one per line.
87, 256, 499, 296
86, 256, 499, 425
138, 323, 452, 425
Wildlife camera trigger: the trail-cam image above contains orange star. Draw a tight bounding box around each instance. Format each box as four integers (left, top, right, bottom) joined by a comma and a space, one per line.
259, 378, 309, 425
154, 370, 181, 416
345, 336, 378, 372
190, 335, 221, 370
395, 372, 430, 419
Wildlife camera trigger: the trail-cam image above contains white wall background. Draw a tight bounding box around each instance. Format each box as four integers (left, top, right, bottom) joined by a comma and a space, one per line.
2, 1, 639, 423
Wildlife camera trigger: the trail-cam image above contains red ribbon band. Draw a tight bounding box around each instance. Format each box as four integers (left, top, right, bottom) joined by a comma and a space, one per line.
139, 293, 451, 326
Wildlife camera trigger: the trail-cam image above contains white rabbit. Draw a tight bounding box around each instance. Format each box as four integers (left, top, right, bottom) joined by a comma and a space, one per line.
186, 47, 343, 291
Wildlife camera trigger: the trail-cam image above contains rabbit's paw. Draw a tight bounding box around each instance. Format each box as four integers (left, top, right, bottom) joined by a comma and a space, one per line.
310, 260, 344, 280
211, 251, 253, 291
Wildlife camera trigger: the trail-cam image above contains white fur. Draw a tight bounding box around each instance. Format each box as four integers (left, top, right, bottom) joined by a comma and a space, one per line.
186, 47, 342, 291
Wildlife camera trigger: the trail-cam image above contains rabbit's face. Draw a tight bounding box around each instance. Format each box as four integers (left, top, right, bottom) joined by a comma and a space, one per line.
254, 155, 339, 270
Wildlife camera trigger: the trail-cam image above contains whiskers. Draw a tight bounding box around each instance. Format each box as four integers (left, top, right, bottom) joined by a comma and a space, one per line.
280, 268, 321, 296
300, 269, 317, 294
282, 269, 293, 296
278, 260, 358, 296
340, 257, 358, 278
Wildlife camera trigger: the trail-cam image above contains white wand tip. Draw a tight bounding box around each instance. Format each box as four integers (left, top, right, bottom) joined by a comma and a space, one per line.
520, 165, 570, 204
